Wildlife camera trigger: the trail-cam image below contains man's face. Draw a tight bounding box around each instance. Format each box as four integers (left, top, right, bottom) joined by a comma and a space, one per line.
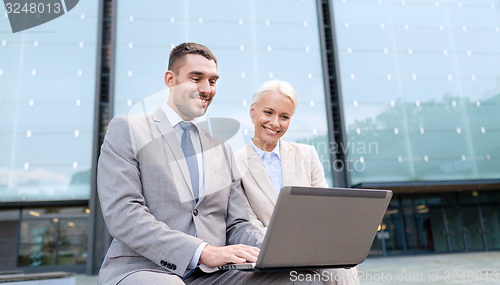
165, 54, 219, 121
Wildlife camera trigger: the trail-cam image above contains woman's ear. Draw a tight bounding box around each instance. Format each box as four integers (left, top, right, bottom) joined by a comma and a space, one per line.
249, 104, 256, 121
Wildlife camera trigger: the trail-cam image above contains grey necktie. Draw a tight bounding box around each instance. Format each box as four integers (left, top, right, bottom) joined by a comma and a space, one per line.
179, 122, 199, 202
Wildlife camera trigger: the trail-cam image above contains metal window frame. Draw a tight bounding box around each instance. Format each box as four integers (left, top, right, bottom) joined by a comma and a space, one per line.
316, 0, 351, 188
87, 0, 116, 275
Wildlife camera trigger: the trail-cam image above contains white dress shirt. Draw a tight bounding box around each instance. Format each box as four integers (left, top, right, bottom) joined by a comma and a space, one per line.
161, 104, 205, 199
251, 139, 283, 193
161, 104, 207, 270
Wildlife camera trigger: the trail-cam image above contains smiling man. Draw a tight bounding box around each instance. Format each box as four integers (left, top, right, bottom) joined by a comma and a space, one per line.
165, 48, 219, 121
97, 43, 321, 285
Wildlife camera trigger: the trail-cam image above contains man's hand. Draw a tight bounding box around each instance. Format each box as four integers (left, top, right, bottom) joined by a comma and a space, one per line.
199, 244, 260, 268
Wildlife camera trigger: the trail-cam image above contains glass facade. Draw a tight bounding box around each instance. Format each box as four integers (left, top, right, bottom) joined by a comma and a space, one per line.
0, 1, 100, 201
113, 0, 334, 185
1, 0, 500, 274
0, 0, 98, 272
331, 0, 500, 185
372, 191, 500, 255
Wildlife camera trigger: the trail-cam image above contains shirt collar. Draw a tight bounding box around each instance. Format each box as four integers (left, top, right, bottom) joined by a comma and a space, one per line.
251, 139, 281, 160
161, 104, 204, 129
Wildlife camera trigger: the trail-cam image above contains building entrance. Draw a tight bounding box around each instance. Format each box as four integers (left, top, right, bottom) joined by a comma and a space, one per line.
369, 192, 500, 256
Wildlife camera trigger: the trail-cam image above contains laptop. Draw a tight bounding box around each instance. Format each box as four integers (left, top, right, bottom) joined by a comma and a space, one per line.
219, 186, 392, 272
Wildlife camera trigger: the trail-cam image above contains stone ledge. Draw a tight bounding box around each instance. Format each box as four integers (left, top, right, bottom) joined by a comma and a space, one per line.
0, 272, 75, 284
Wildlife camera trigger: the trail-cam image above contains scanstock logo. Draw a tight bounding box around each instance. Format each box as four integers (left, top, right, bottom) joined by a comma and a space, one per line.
4, 0, 79, 33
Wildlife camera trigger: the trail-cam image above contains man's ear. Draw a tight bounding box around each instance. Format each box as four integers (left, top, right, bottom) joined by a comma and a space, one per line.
164, 70, 175, 87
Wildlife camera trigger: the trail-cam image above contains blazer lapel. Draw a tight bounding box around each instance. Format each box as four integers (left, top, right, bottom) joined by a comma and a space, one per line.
280, 140, 296, 187
244, 143, 278, 205
152, 108, 195, 203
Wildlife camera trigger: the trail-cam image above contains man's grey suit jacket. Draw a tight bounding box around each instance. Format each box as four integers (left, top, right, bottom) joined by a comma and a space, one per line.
97, 108, 263, 285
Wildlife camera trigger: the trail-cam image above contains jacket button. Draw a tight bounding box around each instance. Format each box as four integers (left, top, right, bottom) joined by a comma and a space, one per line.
160, 260, 166, 266
172, 264, 177, 270
193, 209, 198, 216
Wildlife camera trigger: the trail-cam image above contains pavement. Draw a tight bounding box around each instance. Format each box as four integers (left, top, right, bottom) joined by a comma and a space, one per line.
76, 251, 500, 284
357, 251, 500, 285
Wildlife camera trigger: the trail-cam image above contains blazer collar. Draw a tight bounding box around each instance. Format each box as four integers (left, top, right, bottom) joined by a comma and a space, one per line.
244, 142, 278, 205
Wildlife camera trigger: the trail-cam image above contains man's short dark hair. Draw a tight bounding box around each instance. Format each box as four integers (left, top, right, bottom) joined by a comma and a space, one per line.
168, 42, 217, 74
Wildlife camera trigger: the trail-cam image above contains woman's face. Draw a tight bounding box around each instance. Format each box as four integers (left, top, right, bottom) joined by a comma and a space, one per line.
250, 90, 294, 151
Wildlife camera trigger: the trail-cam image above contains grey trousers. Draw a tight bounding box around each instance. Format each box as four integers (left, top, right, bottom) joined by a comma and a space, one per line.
185, 269, 323, 284
117, 267, 360, 285
118, 269, 321, 284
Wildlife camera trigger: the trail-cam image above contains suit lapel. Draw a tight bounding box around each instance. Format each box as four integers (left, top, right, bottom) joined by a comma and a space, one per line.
244, 143, 278, 205
152, 108, 195, 202
280, 140, 296, 187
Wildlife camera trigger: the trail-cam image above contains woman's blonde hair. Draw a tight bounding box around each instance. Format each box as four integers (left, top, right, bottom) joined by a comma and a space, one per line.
252, 80, 297, 114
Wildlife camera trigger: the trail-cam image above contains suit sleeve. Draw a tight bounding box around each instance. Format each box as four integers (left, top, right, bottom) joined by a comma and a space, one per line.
222, 144, 265, 247
98, 116, 202, 276
310, 145, 329, 188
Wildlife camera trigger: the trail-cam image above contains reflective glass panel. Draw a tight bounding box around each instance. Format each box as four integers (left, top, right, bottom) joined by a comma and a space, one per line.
332, 0, 500, 184
18, 206, 89, 267
18, 219, 58, 266
0, 1, 99, 201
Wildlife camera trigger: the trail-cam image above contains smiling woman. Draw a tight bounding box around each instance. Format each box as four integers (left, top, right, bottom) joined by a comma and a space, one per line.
235, 80, 360, 284
250, 80, 296, 152
236, 79, 326, 231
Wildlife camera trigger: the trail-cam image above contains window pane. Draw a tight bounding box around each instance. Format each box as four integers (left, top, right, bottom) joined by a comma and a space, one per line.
0, 209, 20, 269
58, 219, 88, 265
332, 0, 500, 184
19, 219, 58, 266
0, 1, 99, 201
18, 206, 89, 267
